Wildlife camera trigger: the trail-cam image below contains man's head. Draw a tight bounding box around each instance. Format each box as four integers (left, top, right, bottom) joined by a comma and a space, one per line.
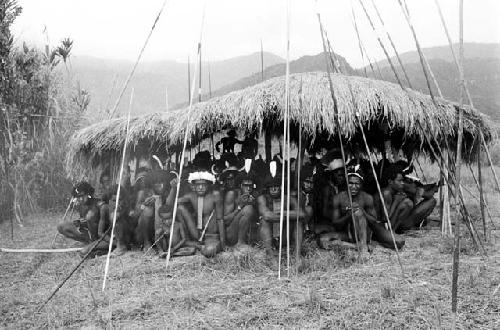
300, 164, 316, 194
237, 173, 256, 195
188, 171, 216, 196
100, 173, 111, 189
220, 169, 239, 190
385, 166, 404, 192
347, 175, 363, 196
107, 186, 129, 220
144, 170, 170, 195
346, 165, 364, 196
72, 181, 94, 205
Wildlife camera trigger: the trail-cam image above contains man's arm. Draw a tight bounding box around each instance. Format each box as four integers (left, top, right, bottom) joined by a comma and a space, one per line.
332, 194, 352, 226
257, 195, 280, 222
97, 204, 108, 238
213, 191, 226, 248
361, 193, 378, 224
171, 224, 186, 252
321, 186, 331, 220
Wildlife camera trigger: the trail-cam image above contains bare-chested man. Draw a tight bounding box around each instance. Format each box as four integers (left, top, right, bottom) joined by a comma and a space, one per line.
107, 187, 138, 256
135, 170, 171, 252
176, 171, 225, 258
57, 181, 100, 244
397, 174, 439, 232
221, 171, 257, 248
298, 165, 315, 232
257, 174, 306, 257
320, 168, 405, 251
319, 158, 346, 233
155, 204, 197, 257
379, 166, 414, 231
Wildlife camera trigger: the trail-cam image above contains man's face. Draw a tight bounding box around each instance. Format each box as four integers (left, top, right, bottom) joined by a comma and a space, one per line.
159, 212, 173, 227
75, 194, 89, 206
347, 176, 362, 196
390, 173, 404, 192
109, 195, 125, 219
224, 173, 237, 189
152, 182, 165, 195
269, 185, 281, 198
240, 180, 254, 195
302, 178, 314, 193
403, 179, 417, 195
192, 180, 209, 196
101, 175, 111, 189
332, 168, 345, 186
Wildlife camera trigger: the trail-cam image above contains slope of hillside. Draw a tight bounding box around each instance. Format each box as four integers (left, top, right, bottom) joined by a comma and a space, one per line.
363, 46, 500, 120
375, 43, 500, 68
204, 52, 353, 101
71, 52, 284, 116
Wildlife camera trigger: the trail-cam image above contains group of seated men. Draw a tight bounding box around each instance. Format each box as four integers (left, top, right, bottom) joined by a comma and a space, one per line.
57, 144, 440, 259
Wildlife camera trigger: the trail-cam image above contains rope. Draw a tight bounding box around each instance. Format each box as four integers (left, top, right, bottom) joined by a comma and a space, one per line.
1, 248, 82, 253
164, 1, 207, 272
278, 0, 292, 279
102, 88, 134, 291
108, 0, 168, 119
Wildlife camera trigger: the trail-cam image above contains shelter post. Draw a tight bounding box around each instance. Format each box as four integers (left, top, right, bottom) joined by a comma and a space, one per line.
477, 146, 487, 239
265, 130, 272, 161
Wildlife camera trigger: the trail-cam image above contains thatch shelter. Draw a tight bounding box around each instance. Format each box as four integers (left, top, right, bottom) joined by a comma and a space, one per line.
67, 72, 493, 178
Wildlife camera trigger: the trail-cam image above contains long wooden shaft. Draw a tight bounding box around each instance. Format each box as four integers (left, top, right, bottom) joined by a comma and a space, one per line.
102, 88, 134, 291
477, 150, 487, 237
108, 0, 167, 118
358, 0, 404, 87
317, 11, 360, 255
370, 0, 412, 88
37, 227, 111, 313
165, 3, 207, 271
451, 0, 464, 322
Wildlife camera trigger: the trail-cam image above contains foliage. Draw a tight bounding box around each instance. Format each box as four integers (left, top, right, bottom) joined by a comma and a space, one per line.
0, 0, 89, 222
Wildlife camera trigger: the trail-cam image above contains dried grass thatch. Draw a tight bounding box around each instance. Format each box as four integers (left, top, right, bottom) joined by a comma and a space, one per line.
67, 72, 493, 177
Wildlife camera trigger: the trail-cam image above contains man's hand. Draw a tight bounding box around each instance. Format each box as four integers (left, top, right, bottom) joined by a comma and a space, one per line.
169, 178, 178, 189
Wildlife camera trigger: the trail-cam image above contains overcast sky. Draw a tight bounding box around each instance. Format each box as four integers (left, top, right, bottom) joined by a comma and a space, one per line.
12, 0, 500, 68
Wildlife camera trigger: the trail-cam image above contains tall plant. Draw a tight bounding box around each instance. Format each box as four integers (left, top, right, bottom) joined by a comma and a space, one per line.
1, 0, 88, 223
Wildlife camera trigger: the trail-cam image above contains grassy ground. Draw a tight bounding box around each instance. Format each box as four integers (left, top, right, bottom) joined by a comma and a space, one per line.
1, 165, 499, 329
1, 212, 498, 329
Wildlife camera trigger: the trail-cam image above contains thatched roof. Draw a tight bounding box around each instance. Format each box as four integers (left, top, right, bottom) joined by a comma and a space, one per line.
67, 72, 493, 177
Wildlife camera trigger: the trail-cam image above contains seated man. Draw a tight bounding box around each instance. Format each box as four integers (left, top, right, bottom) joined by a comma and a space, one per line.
319, 158, 346, 234
257, 172, 306, 257
398, 174, 439, 232
379, 165, 414, 232
320, 167, 405, 251
176, 171, 225, 258
155, 204, 197, 257
296, 164, 315, 233
222, 171, 257, 248
135, 169, 171, 252
107, 186, 138, 256
57, 182, 109, 256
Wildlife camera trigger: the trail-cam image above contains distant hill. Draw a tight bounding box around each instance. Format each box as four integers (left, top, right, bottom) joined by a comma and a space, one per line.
71, 52, 284, 116
202, 52, 354, 101
375, 43, 500, 68
363, 43, 500, 121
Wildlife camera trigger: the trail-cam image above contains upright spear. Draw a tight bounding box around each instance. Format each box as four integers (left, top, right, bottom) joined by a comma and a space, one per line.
451, 0, 464, 327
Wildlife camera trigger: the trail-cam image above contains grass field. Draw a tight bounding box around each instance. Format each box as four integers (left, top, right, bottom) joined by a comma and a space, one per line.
1, 165, 500, 329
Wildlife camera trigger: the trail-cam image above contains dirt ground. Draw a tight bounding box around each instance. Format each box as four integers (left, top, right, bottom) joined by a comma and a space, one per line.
0, 210, 499, 329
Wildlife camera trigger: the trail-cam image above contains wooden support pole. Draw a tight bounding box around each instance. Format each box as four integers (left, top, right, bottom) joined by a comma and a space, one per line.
451, 0, 464, 325
477, 148, 487, 238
